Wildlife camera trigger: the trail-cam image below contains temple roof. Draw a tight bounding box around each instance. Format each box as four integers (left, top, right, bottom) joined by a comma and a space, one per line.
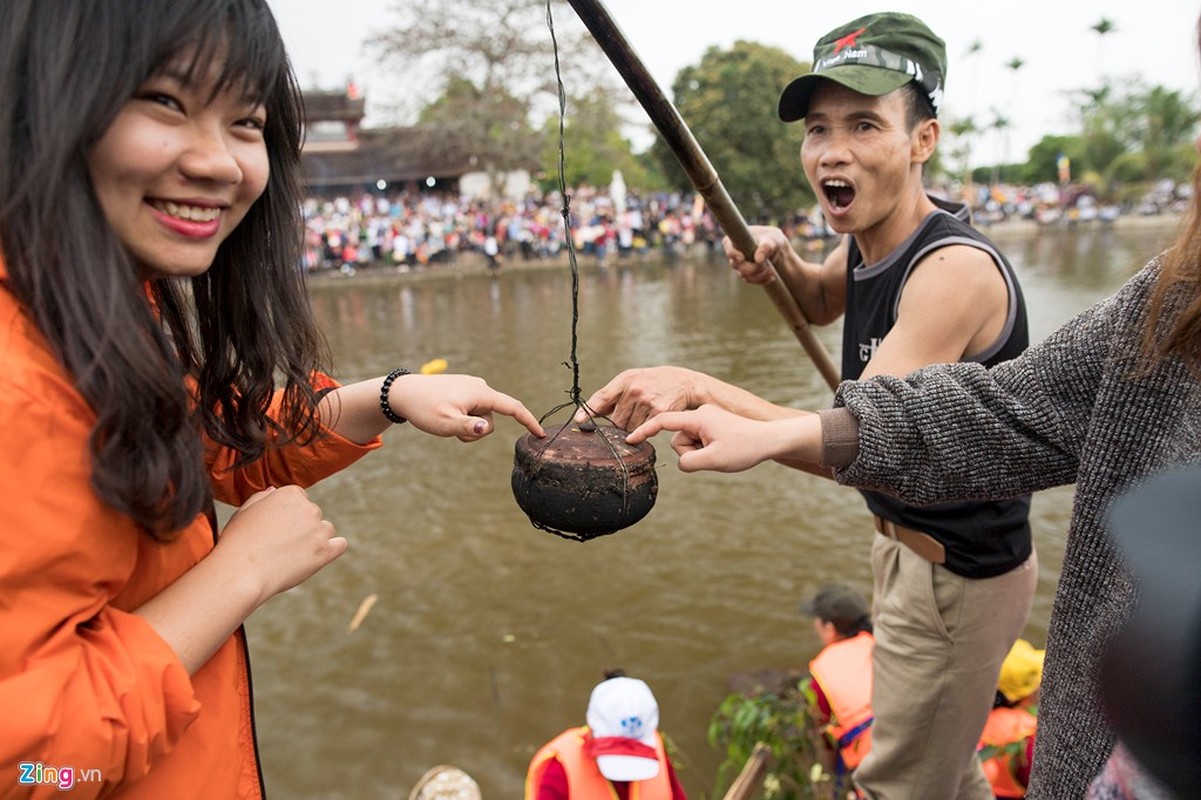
301, 88, 366, 124
302, 125, 478, 187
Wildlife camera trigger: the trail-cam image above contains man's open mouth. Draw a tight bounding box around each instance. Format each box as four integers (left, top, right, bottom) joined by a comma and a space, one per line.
823, 179, 855, 211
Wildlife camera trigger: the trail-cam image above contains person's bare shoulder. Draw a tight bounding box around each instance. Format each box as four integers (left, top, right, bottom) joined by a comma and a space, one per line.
906, 243, 1008, 312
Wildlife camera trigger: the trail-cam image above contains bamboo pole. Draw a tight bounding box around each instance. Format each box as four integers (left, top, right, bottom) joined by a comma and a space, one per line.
565, 0, 841, 391
721, 742, 773, 800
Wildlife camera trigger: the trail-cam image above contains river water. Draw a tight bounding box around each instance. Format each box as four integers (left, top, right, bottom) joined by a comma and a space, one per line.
245, 220, 1178, 799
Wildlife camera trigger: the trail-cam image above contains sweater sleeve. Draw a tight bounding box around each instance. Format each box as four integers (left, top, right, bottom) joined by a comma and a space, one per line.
829, 262, 1155, 504
206, 373, 381, 505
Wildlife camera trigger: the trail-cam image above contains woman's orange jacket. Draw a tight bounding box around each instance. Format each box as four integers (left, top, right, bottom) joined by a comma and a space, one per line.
0, 261, 379, 798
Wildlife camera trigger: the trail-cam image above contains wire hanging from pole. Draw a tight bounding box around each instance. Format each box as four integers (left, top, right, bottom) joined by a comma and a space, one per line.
507, 2, 660, 544
546, 0, 583, 410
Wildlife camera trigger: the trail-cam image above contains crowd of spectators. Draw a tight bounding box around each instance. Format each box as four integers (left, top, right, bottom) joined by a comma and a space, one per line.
301, 176, 1182, 278
963, 178, 1194, 227
300, 186, 730, 275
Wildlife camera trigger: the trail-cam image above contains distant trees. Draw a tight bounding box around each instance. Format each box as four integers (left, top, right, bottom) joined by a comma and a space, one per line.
369, 0, 554, 195
369, 6, 819, 214
997, 78, 1199, 196
367, 4, 1194, 214
936, 16, 1196, 203
651, 40, 812, 223
370, 0, 646, 199
536, 89, 656, 190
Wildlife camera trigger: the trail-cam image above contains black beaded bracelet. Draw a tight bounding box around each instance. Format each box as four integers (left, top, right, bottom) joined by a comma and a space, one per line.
379, 368, 411, 424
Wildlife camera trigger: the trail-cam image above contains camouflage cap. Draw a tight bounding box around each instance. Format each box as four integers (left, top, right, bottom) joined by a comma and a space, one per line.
778, 11, 947, 121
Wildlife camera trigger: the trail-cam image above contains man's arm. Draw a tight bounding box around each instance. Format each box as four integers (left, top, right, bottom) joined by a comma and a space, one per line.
771, 243, 1008, 477
724, 229, 850, 326
579, 365, 806, 433
860, 244, 1011, 379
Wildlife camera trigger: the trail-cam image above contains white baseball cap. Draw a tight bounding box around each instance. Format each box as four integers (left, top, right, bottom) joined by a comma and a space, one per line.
585, 677, 661, 782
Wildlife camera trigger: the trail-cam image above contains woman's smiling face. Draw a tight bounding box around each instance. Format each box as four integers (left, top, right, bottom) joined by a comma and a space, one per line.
86, 54, 270, 279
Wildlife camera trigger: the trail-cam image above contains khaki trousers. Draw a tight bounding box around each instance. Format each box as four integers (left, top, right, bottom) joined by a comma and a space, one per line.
853, 534, 1038, 800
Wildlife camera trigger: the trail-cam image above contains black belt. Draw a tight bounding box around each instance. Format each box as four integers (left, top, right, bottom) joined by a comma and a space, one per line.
873, 515, 947, 564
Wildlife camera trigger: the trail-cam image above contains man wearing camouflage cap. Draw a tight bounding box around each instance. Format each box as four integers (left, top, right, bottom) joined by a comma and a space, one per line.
582, 12, 1036, 797
735, 12, 1037, 800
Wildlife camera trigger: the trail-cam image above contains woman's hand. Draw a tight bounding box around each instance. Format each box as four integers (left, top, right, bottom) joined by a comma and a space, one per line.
628, 404, 822, 473
217, 485, 346, 603
136, 484, 346, 674
388, 373, 545, 441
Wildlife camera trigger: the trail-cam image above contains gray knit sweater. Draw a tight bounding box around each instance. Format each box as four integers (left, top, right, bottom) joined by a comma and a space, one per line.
819, 257, 1201, 799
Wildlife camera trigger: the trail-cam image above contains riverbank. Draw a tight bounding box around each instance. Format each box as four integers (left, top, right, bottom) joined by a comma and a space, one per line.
303, 244, 694, 290
303, 210, 1187, 292
980, 209, 1185, 241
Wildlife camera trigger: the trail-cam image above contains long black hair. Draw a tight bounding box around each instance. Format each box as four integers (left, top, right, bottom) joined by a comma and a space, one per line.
0, 0, 327, 539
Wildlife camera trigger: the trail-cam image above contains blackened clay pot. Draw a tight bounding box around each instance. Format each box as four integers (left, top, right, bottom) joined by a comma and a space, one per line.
511, 419, 657, 540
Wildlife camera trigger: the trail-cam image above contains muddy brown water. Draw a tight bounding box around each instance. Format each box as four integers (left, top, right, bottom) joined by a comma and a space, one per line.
240, 221, 1178, 799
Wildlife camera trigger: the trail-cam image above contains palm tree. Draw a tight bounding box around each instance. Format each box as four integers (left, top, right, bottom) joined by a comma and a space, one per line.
1005, 57, 1025, 109
1139, 86, 1201, 180
949, 115, 980, 187
964, 40, 983, 120
990, 108, 1011, 186
1091, 18, 1116, 80
1000, 58, 1024, 184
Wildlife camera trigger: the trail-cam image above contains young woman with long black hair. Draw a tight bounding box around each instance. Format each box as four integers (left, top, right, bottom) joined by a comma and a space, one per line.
0, 1, 542, 796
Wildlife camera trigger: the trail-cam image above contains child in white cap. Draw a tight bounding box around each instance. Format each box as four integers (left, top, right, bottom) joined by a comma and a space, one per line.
525, 670, 687, 799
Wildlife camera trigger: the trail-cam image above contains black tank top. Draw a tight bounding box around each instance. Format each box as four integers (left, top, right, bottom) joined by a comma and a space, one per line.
841, 200, 1032, 578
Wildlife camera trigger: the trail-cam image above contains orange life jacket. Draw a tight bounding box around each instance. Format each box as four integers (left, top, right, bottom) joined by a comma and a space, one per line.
978, 706, 1037, 798
525, 726, 673, 800
809, 631, 875, 770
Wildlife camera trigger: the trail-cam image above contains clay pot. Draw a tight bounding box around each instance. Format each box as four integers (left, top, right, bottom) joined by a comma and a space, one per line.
512, 419, 657, 540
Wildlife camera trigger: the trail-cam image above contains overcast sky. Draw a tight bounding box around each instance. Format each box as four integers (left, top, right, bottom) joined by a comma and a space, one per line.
269, 0, 1200, 167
